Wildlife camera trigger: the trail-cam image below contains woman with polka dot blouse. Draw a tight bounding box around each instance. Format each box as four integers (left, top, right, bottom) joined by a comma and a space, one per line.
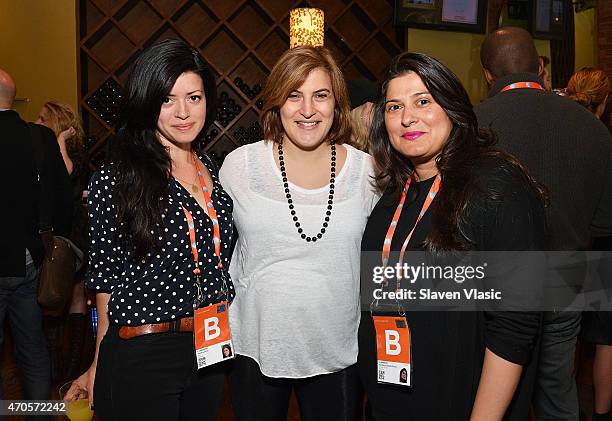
67, 39, 234, 421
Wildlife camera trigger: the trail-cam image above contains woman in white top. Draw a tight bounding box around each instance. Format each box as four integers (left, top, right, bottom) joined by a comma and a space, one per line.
219, 46, 378, 421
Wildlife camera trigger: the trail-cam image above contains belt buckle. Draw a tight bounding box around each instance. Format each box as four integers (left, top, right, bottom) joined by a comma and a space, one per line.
169, 319, 181, 333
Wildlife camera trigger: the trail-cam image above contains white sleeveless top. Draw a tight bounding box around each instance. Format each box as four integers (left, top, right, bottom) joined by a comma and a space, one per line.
219, 140, 378, 378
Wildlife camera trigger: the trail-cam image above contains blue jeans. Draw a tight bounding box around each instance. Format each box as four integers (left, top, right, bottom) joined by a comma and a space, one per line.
0, 263, 51, 421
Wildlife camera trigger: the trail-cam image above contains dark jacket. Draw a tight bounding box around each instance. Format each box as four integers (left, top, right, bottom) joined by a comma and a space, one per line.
0, 110, 38, 276
0, 110, 72, 276
28, 122, 73, 233
475, 72, 612, 250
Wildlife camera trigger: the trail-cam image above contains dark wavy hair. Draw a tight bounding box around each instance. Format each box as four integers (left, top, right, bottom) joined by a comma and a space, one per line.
370, 52, 545, 251
108, 38, 217, 258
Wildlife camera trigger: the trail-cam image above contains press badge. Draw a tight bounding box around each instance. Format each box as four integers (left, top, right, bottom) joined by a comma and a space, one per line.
373, 315, 412, 386
194, 301, 234, 369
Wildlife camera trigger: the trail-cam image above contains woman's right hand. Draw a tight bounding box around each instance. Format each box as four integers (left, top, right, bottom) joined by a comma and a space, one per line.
58, 126, 76, 143
65, 364, 96, 408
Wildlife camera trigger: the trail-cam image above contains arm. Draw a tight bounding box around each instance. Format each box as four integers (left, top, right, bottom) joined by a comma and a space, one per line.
57, 127, 76, 175
28, 124, 54, 248
66, 293, 109, 406
218, 148, 239, 201
362, 153, 381, 214
65, 168, 121, 405
468, 163, 546, 419
470, 348, 522, 421
218, 150, 240, 260
39, 124, 73, 237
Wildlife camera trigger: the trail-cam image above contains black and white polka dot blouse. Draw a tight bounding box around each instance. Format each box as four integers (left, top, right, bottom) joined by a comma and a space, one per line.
85, 154, 235, 326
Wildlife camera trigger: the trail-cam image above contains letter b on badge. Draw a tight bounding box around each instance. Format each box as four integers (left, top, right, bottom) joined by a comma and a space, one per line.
385, 330, 401, 355
373, 316, 411, 386
205, 317, 220, 341
373, 315, 411, 363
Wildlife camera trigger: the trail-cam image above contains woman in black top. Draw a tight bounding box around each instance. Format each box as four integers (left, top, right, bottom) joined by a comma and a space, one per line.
68, 39, 234, 421
35, 100, 88, 381
358, 52, 547, 420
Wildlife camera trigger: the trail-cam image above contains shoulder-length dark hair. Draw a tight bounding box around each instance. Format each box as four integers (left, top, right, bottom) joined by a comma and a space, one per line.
370, 52, 545, 251
109, 38, 217, 258
261, 46, 352, 144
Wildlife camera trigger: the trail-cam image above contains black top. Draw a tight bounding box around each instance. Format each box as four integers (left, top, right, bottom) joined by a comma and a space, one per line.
475, 72, 612, 250
28, 123, 73, 239
0, 111, 71, 275
0, 110, 37, 276
85, 154, 234, 326
360, 158, 545, 420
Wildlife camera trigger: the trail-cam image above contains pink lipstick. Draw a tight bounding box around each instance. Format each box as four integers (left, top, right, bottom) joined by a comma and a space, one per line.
401, 131, 425, 141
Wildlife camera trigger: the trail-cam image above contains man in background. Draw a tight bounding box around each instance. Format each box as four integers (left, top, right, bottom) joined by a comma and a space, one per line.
475, 27, 612, 421
539, 55, 552, 91
0, 68, 70, 420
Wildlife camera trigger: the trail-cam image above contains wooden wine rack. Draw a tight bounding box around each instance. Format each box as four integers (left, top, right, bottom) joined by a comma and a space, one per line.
78, 0, 405, 168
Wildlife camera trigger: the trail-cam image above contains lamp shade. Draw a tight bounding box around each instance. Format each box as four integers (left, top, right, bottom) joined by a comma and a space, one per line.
289, 8, 324, 48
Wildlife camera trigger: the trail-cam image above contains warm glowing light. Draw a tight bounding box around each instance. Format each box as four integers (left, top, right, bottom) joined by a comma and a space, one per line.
289, 8, 324, 48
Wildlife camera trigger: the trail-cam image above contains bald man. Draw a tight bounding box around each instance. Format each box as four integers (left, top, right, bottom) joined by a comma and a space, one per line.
475, 28, 612, 421
0, 69, 16, 109
0, 68, 55, 417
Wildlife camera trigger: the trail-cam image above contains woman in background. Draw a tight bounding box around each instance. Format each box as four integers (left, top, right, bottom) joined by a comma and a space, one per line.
567, 66, 612, 421
567, 67, 610, 120
346, 79, 376, 152
35, 101, 87, 382
36, 101, 84, 175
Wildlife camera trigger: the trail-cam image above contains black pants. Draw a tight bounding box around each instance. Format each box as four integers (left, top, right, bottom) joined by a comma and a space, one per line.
229, 355, 361, 421
94, 325, 226, 421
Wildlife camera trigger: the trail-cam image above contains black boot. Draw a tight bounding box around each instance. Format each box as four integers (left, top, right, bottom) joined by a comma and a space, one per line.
64, 313, 86, 381
593, 412, 611, 421
42, 316, 64, 384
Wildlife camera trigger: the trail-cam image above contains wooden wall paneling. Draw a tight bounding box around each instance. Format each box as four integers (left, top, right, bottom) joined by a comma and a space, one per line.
115, 1, 165, 46
78, 0, 404, 168
255, 27, 290, 69
81, 0, 106, 36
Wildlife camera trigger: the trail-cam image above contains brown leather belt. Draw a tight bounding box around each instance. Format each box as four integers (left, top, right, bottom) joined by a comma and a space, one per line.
118, 317, 194, 339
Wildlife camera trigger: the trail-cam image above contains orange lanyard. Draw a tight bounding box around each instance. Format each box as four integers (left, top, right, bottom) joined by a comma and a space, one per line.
382, 175, 441, 268
500, 81, 545, 93
181, 155, 224, 282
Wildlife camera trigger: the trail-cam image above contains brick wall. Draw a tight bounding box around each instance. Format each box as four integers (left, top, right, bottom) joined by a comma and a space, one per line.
598, 1, 612, 127
599, 1, 612, 76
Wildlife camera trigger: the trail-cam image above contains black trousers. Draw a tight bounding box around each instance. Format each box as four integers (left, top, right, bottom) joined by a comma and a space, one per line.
93, 325, 226, 421
229, 355, 361, 421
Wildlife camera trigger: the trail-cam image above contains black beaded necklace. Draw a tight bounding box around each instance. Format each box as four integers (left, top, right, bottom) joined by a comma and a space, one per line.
277, 139, 336, 243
